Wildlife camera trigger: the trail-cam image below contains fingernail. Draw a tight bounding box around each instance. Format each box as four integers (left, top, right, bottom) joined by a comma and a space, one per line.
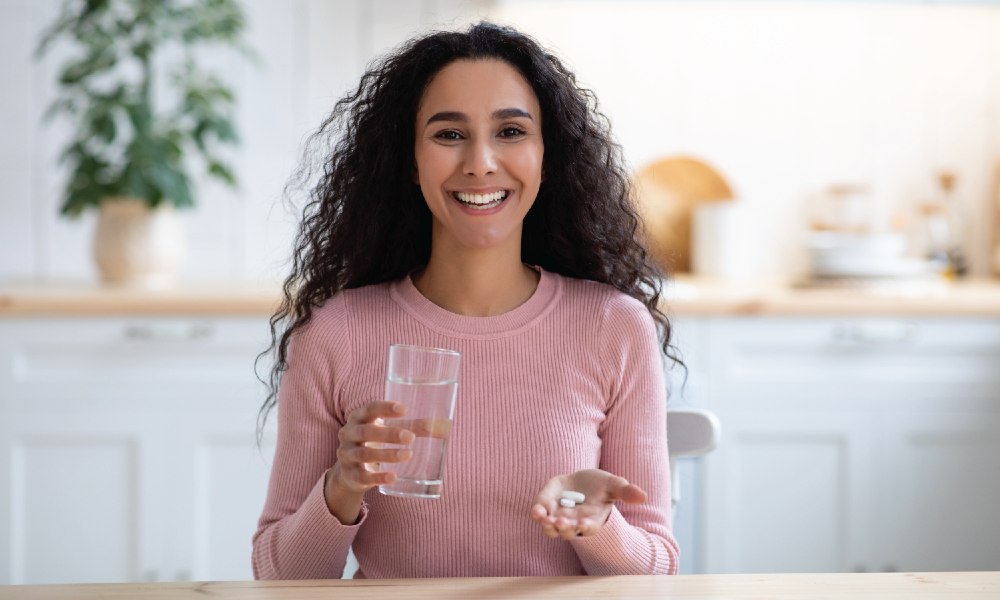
400, 431, 415, 444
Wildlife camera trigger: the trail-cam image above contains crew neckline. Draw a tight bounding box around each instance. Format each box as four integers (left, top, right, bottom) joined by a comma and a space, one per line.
389, 267, 561, 338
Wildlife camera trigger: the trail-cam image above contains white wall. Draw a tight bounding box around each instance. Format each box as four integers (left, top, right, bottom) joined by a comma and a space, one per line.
2, 0, 998, 283
490, 0, 1000, 278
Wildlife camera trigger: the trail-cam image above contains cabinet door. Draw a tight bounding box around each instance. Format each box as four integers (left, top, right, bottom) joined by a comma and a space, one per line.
703, 317, 882, 574
702, 409, 874, 574
183, 417, 276, 581
4, 413, 155, 584
0, 317, 272, 584
877, 411, 1000, 572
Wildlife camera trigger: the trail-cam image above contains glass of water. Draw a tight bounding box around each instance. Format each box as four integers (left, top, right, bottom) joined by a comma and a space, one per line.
378, 344, 460, 499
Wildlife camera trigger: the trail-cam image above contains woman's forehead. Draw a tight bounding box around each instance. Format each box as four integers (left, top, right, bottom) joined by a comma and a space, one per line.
416, 59, 541, 121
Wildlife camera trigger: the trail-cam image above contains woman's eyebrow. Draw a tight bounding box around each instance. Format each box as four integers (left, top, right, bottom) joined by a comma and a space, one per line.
426, 111, 465, 125
492, 108, 533, 120
425, 108, 533, 126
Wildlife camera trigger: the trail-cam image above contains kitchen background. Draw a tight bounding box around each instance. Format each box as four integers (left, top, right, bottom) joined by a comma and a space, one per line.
2, 0, 999, 284
2, 0, 1000, 586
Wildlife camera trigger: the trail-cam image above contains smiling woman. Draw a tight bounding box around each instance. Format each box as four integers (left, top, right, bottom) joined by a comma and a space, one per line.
413, 58, 545, 306
252, 22, 682, 580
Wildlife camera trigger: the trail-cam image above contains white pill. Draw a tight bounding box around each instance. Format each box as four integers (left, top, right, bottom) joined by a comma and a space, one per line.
561, 490, 586, 503
559, 498, 577, 508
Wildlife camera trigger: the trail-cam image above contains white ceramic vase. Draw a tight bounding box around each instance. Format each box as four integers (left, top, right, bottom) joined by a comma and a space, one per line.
93, 197, 185, 288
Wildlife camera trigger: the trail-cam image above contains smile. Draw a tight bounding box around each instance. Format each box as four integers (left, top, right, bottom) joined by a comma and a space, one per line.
452, 190, 510, 210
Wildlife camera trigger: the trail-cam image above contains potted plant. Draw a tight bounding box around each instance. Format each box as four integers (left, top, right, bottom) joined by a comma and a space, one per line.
37, 0, 252, 287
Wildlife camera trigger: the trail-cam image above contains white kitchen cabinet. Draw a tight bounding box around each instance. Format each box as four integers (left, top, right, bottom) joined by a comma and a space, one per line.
664, 318, 711, 575
689, 316, 1000, 574
0, 317, 276, 584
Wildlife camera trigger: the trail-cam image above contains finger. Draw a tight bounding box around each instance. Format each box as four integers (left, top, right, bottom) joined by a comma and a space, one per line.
533, 476, 567, 516
407, 418, 452, 439
337, 462, 396, 491
605, 477, 648, 504
553, 515, 580, 540
576, 517, 598, 537
530, 503, 549, 521
536, 514, 559, 538
340, 422, 415, 445
345, 445, 412, 465
530, 503, 561, 538
347, 401, 406, 425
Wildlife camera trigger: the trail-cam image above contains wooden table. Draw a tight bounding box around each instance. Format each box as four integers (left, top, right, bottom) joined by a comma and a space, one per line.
1, 572, 997, 599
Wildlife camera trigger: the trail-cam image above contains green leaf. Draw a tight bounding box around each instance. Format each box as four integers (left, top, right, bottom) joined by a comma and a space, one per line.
58, 49, 116, 85
125, 101, 153, 136
43, 96, 78, 122
208, 160, 237, 187
150, 163, 194, 208
207, 117, 238, 143
91, 111, 116, 142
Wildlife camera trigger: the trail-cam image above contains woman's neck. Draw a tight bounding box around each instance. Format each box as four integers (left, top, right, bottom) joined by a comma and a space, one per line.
411, 252, 540, 317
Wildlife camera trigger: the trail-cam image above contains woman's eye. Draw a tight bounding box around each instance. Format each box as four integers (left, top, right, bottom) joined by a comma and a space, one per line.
499, 126, 526, 138
434, 130, 463, 141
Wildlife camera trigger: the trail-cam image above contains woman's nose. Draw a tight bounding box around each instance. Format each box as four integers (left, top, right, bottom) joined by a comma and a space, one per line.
463, 139, 497, 176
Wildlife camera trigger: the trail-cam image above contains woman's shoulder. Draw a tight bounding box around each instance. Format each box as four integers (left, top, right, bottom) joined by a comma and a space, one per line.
287, 281, 396, 366
300, 281, 395, 334
551, 273, 656, 343
554, 272, 648, 314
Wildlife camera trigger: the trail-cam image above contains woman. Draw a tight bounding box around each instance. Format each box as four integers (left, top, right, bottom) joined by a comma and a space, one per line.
253, 21, 680, 578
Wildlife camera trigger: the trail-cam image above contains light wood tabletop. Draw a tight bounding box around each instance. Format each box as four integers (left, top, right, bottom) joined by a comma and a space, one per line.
1, 572, 997, 599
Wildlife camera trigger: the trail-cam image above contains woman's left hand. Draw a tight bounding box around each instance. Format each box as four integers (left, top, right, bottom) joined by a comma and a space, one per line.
530, 468, 648, 539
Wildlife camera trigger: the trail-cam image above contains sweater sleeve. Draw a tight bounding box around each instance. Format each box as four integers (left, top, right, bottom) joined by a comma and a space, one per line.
569, 294, 680, 575
251, 295, 365, 579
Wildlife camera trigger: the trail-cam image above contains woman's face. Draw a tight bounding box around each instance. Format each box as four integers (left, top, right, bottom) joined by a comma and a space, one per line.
414, 59, 544, 254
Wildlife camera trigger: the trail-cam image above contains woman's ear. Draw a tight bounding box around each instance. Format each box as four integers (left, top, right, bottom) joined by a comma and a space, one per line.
412, 165, 420, 185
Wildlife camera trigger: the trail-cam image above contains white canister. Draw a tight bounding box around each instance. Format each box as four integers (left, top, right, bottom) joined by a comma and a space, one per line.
691, 200, 753, 280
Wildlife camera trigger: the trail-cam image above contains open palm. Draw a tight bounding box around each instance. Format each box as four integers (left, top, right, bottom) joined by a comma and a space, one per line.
530, 468, 647, 539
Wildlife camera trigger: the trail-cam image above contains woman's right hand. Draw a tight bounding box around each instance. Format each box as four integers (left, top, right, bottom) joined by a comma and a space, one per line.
323, 401, 414, 523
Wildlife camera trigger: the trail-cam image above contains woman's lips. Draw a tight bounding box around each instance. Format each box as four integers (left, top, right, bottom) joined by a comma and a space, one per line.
452, 190, 510, 210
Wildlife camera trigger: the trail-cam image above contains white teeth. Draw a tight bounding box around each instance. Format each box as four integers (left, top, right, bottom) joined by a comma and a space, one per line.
454, 190, 508, 207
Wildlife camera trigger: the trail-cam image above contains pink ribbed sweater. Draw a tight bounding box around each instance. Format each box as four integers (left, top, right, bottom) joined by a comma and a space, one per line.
252, 268, 678, 578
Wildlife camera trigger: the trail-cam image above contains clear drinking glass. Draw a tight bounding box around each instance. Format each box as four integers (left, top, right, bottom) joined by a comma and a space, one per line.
378, 344, 460, 499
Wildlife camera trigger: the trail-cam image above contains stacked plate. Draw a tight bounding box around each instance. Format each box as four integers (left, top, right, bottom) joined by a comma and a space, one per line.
805, 231, 934, 281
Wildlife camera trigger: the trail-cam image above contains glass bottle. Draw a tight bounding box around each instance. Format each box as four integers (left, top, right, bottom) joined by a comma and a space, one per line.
937, 171, 968, 278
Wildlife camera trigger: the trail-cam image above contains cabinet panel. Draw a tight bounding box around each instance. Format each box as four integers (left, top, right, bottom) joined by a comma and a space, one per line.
879, 412, 1000, 572
191, 435, 275, 581
705, 412, 872, 574
708, 318, 1000, 408
665, 318, 711, 574
5, 318, 270, 412
9, 436, 138, 584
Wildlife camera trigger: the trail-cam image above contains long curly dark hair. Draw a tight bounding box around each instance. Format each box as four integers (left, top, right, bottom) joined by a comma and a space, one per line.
257, 22, 680, 438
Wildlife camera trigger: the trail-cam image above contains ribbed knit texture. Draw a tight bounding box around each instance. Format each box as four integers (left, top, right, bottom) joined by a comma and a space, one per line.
252, 268, 678, 578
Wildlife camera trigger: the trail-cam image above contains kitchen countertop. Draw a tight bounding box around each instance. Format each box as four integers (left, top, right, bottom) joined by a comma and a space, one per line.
662, 276, 1000, 316
1, 276, 999, 317
1, 572, 997, 600
0, 280, 281, 316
